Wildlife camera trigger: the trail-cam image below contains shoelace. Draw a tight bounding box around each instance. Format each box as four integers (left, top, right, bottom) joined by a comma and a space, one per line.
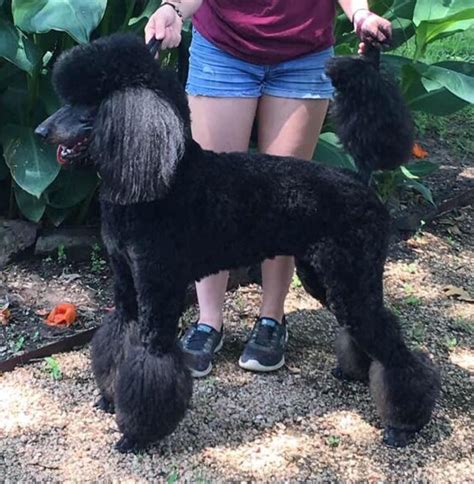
187, 325, 213, 351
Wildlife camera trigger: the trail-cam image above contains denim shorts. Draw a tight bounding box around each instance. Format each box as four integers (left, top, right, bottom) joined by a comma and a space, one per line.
186, 29, 334, 99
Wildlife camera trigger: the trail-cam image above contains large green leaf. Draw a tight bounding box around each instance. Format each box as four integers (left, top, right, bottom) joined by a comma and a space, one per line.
390, 0, 417, 19
12, 0, 107, 43
13, 182, 46, 222
413, 2, 474, 56
313, 132, 356, 171
398, 160, 439, 179
417, 61, 474, 104
0, 17, 40, 73
0, 85, 29, 125
45, 205, 73, 226
401, 63, 470, 115
45, 168, 98, 209
1, 124, 59, 197
402, 179, 435, 205
129, 0, 161, 27
413, 0, 473, 24
390, 18, 416, 50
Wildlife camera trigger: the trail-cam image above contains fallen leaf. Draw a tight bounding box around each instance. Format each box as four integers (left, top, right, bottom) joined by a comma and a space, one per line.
45, 303, 77, 327
0, 304, 11, 325
412, 143, 428, 159
442, 285, 474, 303
286, 365, 301, 374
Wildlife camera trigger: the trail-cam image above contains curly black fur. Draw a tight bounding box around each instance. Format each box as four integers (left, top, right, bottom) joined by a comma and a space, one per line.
325, 51, 414, 182
44, 33, 439, 451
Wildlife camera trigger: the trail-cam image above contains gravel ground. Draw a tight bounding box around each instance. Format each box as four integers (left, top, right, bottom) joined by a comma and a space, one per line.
1, 202, 473, 481
1, 140, 473, 481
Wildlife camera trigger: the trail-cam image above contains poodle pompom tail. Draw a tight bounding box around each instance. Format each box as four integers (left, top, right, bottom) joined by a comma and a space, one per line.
326, 52, 415, 179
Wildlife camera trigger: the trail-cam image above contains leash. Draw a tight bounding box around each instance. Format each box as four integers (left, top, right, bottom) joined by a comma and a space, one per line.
146, 36, 188, 87
146, 37, 162, 58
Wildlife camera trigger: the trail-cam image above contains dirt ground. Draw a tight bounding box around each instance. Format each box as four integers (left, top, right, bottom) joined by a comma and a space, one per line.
0, 141, 473, 481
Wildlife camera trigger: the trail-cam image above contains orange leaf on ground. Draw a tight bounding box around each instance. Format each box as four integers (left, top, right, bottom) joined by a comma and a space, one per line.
412, 143, 428, 159
45, 303, 77, 327
1, 307, 11, 325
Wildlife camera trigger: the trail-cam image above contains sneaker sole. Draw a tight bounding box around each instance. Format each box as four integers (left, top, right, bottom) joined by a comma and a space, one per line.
238, 355, 285, 373
189, 334, 224, 379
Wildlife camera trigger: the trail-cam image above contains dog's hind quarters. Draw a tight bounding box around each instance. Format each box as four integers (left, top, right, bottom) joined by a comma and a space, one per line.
369, 352, 441, 447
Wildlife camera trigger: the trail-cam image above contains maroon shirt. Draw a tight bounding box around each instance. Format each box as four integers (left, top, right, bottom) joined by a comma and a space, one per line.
193, 0, 336, 64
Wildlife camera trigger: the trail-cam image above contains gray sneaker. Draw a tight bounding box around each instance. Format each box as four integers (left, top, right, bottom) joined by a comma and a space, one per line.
180, 323, 224, 378
239, 317, 288, 372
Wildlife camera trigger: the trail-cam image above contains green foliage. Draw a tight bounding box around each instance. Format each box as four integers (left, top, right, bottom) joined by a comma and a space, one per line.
57, 243, 66, 264
90, 242, 107, 273
10, 334, 25, 352
0, 0, 472, 223
0, 0, 162, 223
12, 0, 107, 43
44, 356, 62, 380
327, 435, 341, 447
314, 0, 474, 205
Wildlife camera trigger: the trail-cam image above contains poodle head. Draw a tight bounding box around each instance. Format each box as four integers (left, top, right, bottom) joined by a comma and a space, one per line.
35, 33, 187, 204
52, 33, 160, 105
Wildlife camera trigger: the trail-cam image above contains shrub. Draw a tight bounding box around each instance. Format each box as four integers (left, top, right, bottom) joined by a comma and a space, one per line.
0, 0, 472, 222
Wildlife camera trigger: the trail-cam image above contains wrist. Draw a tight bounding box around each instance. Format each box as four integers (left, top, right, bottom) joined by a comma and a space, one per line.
160, 2, 184, 20
351, 8, 370, 25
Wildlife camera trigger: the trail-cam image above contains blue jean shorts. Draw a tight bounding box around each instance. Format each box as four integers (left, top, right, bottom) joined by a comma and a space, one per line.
186, 29, 334, 99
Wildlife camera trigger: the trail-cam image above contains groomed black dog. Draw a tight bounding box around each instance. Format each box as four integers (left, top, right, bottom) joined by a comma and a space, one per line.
35, 34, 440, 452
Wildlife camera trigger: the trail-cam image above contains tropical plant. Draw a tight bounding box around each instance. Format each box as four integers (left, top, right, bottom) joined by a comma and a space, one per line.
316, 0, 474, 205
0, 0, 166, 224
0, 0, 472, 223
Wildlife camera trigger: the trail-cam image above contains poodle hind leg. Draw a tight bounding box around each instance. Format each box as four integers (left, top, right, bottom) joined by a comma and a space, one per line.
295, 257, 371, 382
366, 326, 441, 447
295, 258, 327, 305
333, 301, 440, 446
333, 327, 371, 382
310, 240, 440, 446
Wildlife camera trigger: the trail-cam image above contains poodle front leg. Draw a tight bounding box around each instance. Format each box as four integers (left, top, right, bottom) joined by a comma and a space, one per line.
91, 254, 137, 413
113, 259, 192, 453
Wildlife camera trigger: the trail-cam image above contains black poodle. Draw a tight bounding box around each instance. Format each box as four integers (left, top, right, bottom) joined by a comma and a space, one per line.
35, 34, 440, 452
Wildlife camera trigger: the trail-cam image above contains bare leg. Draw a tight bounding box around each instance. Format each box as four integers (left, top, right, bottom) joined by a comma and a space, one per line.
257, 96, 329, 321
188, 95, 258, 330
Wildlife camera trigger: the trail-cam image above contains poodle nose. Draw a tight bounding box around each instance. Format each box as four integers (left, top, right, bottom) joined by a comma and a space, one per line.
34, 124, 50, 140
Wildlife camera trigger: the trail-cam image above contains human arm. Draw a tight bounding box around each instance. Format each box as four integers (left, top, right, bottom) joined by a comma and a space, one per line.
337, 0, 392, 52
145, 0, 203, 48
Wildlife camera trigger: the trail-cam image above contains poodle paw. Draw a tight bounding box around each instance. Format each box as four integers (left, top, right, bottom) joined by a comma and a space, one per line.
94, 396, 115, 414
114, 436, 142, 454
331, 366, 352, 381
383, 427, 416, 448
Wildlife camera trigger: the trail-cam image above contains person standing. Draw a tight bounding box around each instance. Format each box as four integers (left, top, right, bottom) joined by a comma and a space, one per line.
145, 1, 392, 377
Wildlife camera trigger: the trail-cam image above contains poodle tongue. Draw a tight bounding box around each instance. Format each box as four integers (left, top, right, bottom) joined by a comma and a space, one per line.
57, 145, 67, 165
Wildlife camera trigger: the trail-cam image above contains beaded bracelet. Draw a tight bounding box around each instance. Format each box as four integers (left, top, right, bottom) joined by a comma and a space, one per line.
160, 1, 183, 19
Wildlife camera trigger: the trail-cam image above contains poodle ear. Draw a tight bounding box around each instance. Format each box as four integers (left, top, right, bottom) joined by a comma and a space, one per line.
91, 87, 185, 204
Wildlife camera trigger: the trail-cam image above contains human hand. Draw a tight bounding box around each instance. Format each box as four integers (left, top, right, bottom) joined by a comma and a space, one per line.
145, 4, 183, 50
353, 10, 392, 52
